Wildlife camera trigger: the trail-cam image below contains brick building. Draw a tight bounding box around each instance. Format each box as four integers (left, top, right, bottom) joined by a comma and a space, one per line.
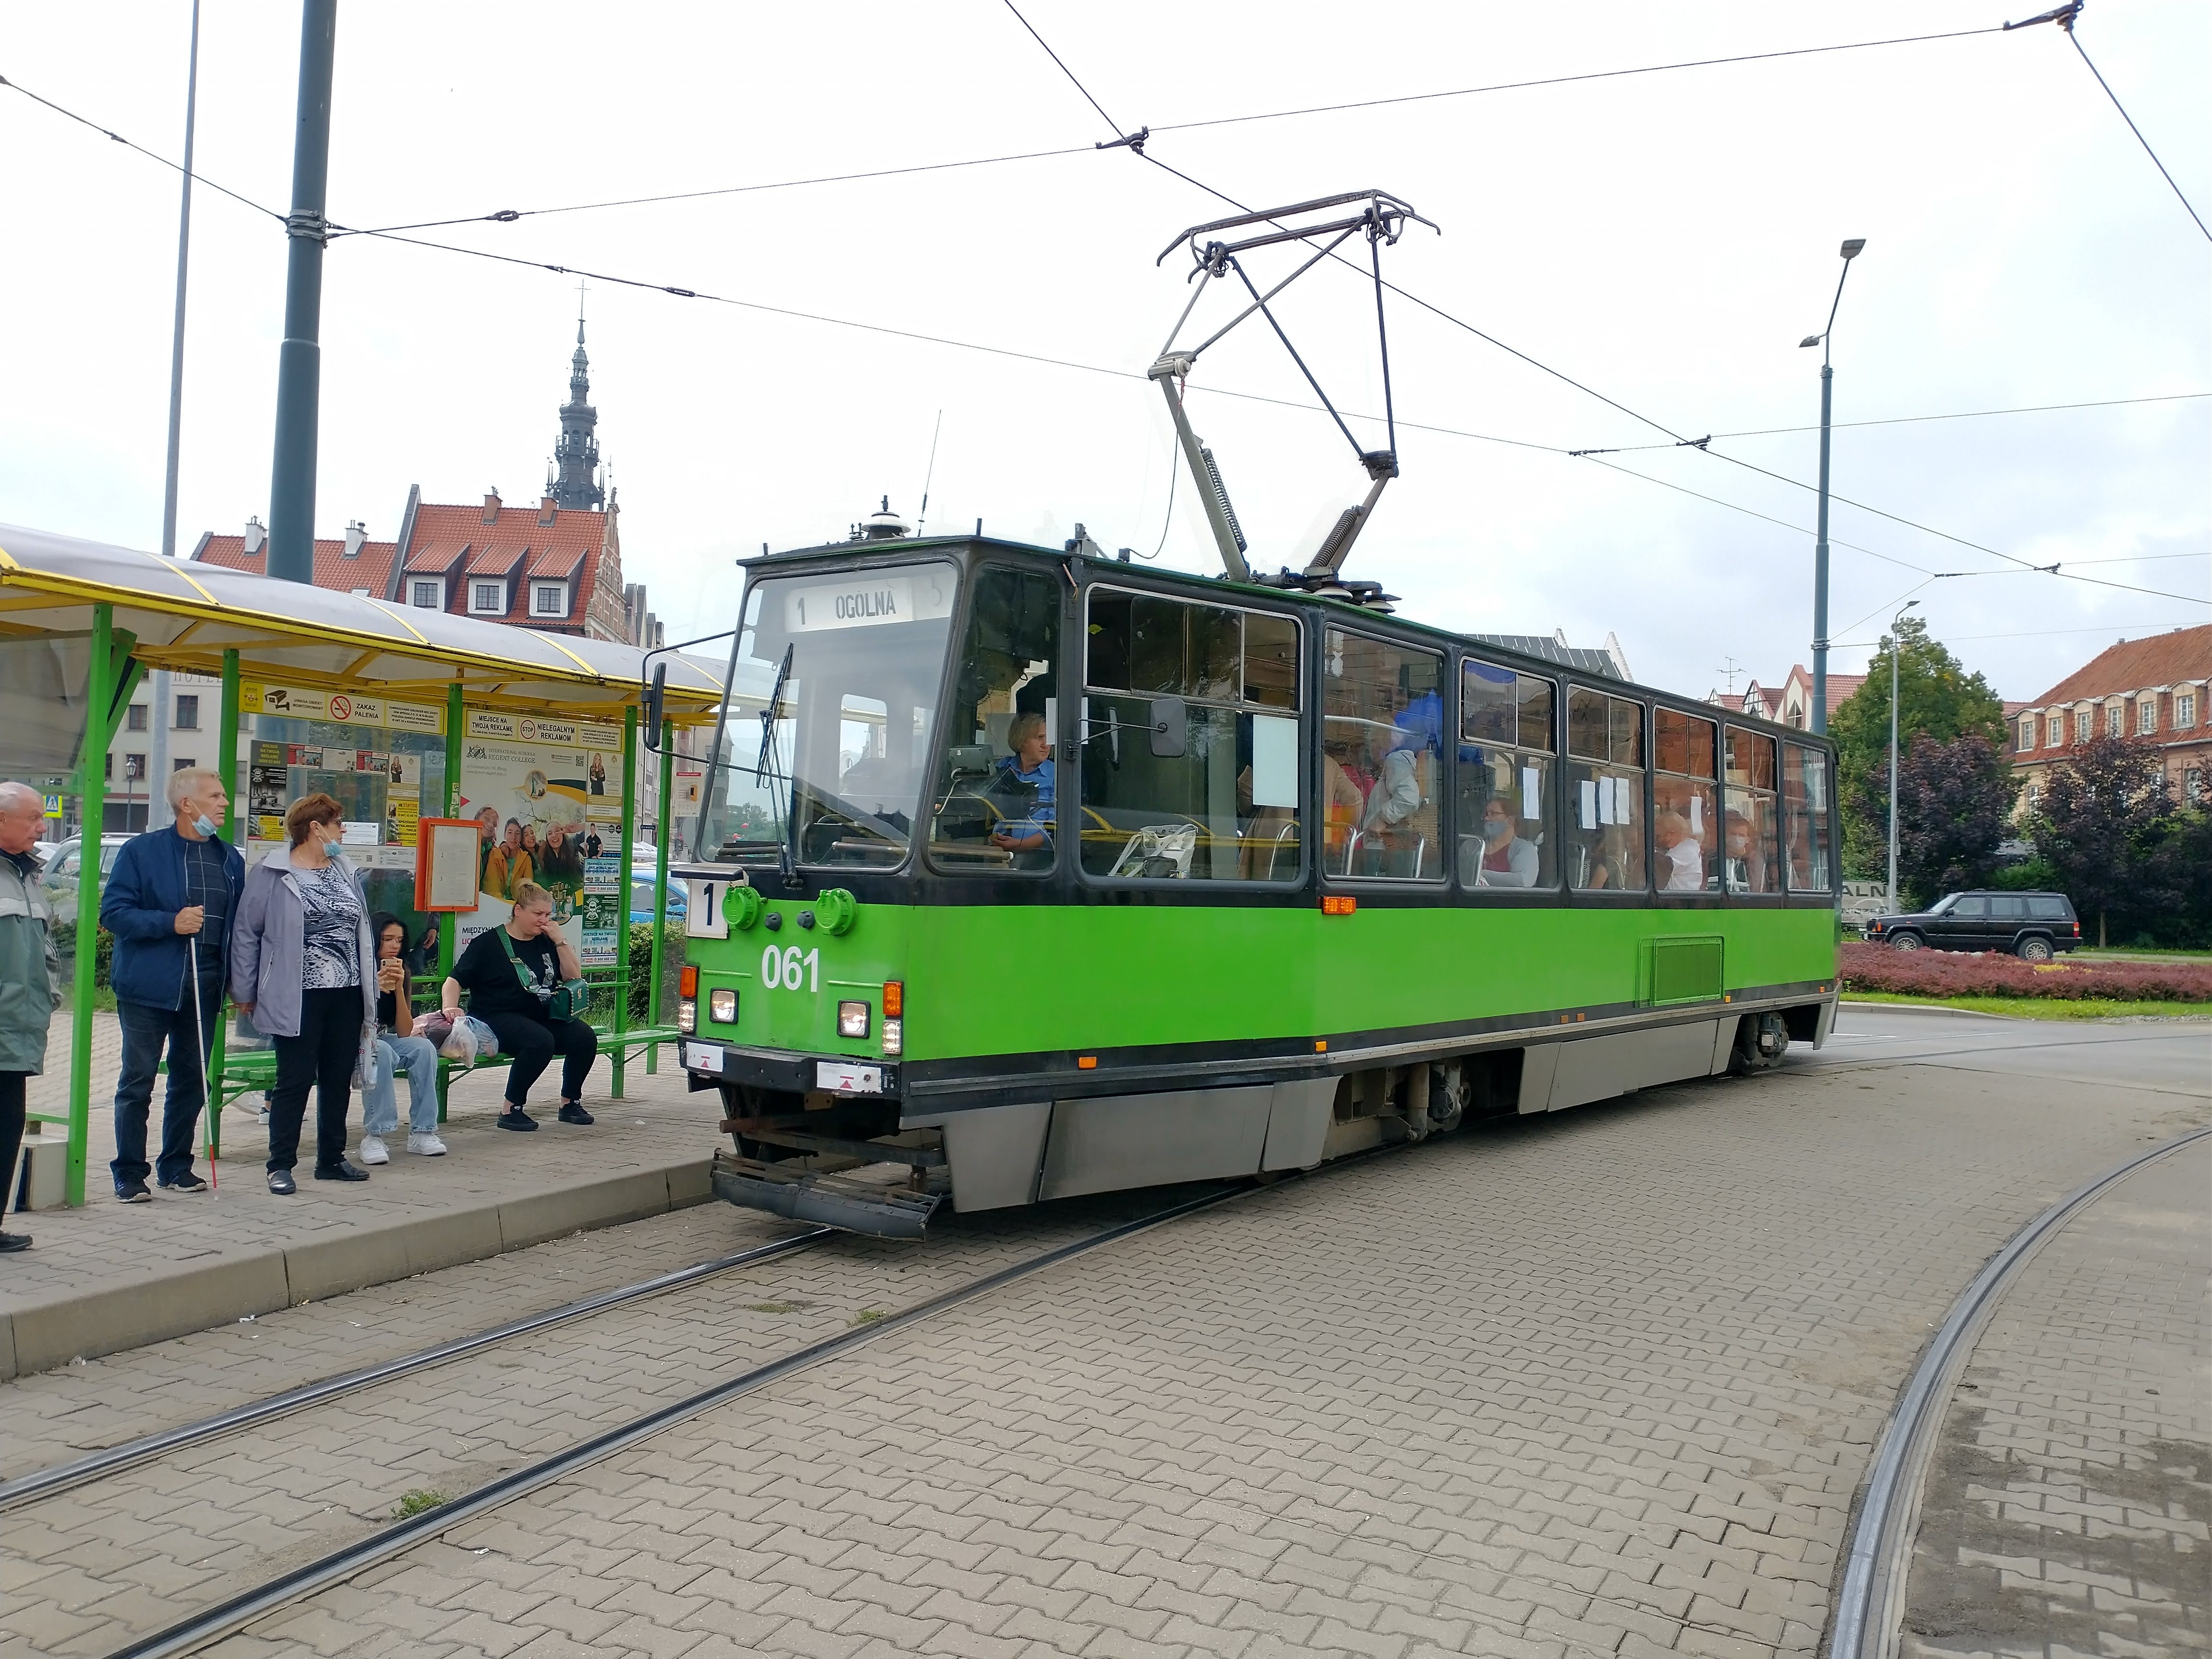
2008, 625, 2212, 812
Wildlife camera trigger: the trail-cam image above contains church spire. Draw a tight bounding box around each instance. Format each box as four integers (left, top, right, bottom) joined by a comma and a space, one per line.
552, 281, 604, 511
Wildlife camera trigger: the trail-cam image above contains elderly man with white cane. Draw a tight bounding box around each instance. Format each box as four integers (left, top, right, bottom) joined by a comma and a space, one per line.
101, 768, 243, 1202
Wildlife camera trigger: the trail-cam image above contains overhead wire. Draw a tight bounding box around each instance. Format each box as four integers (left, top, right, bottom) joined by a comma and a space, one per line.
0, 71, 282, 222
2042, 10, 2211, 242
1583, 391, 2211, 448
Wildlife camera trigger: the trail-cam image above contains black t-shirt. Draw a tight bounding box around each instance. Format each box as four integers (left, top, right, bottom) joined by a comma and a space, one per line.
450, 926, 564, 1021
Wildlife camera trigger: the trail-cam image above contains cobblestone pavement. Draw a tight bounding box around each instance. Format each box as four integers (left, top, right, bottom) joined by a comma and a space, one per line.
3, 1016, 2201, 1659
1899, 1137, 2211, 1659
5, 1008, 704, 1329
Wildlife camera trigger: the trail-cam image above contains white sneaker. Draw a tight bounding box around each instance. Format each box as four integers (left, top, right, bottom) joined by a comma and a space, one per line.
406, 1132, 448, 1157
358, 1135, 390, 1166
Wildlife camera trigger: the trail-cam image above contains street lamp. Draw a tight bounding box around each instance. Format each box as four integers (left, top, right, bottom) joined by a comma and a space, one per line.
1801, 237, 1866, 736
1887, 598, 1919, 916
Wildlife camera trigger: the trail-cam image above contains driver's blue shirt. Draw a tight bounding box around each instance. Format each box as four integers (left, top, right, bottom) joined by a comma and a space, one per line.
996, 757, 1056, 847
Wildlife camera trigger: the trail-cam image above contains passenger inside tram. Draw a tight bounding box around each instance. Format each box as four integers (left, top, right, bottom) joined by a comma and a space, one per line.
1471, 795, 1540, 887
1723, 809, 1765, 892
1655, 809, 1704, 891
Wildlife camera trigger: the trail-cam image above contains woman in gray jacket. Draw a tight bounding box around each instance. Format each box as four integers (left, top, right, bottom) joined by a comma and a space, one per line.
229, 794, 375, 1194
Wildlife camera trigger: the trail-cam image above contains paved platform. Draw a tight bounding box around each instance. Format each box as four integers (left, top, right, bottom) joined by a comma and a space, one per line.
1, 1010, 716, 1382
1899, 1136, 2211, 1659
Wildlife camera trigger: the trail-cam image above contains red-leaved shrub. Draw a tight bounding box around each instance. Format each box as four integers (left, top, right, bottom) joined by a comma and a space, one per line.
1837, 940, 2212, 1001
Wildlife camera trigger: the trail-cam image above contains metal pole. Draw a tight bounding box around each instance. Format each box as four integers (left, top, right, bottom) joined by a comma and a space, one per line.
65, 605, 112, 1207
207, 647, 240, 1159
1812, 363, 1833, 736
159, 0, 202, 562
648, 718, 673, 1070
1888, 623, 1901, 914
266, 0, 338, 586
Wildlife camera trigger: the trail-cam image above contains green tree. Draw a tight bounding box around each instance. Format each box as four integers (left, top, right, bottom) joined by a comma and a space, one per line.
2027, 733, 2174, 947
1852, 733, 2019, 908
1832, 615, 2007, 878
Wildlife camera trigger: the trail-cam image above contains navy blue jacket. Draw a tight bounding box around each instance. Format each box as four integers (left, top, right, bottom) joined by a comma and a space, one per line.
100, 825, 245, 1011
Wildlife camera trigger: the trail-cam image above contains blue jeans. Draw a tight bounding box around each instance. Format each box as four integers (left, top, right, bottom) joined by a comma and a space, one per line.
361, 1034, 441, 1137
111, 978, 222, 1189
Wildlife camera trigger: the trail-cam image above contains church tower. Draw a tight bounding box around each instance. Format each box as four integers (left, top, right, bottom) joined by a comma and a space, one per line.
550, 290, 605, 511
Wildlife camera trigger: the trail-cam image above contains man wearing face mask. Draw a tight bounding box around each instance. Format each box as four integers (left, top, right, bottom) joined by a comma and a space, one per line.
101, 768, 245, 1201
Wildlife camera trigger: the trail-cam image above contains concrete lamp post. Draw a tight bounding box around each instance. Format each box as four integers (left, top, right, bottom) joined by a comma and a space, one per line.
1887, 598, 1919, 916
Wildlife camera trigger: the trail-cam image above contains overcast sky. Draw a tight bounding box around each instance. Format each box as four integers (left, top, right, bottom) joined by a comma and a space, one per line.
2, 0, 2205, 704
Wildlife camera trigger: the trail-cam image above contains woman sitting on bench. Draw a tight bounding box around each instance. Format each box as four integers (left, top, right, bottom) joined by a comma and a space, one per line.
439, 881, 597, 1132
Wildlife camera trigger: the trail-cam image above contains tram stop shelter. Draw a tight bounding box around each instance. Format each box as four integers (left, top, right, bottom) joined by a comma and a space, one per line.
0, 524, 725, 1213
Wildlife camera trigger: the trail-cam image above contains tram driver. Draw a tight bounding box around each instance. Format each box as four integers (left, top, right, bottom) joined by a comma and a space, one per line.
1471, 795, 1540, 887
988, 710, 1055, 857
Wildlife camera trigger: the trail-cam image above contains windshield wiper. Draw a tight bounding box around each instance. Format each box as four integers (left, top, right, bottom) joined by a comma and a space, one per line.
756, 643, 797, 883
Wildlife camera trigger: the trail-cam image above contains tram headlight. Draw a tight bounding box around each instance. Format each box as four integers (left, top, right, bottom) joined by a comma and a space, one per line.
677, 998, 697, 1034
881, 1017, 902, 1057
838, 999, 870, 1039
709, 989, 738, 1024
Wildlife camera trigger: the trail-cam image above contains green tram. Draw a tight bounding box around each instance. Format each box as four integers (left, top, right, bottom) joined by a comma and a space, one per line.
672, 530, 1841, 1237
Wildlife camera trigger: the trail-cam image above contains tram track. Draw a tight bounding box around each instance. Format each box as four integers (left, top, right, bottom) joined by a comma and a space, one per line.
0, 1228, 835, 1515
101, 1181, 1247, 1659
1825, 1120, 2212, 1659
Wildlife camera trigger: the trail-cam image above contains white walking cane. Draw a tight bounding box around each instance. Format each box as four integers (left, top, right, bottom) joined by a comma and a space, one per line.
188, 930, 216, 1193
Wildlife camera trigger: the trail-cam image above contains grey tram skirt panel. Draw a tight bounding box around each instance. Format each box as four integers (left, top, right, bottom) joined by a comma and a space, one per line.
903, 1079, 1336, 1213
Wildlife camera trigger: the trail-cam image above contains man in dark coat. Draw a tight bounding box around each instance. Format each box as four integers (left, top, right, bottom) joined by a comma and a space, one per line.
101, 767, 244, 1202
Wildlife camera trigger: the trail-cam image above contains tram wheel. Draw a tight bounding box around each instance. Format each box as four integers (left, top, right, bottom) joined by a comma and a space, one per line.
1728, 1012, 1790, 1076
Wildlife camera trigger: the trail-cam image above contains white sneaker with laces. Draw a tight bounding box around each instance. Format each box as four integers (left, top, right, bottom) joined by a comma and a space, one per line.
358, 1135, 390, 1166
407, 1132, 448, 1157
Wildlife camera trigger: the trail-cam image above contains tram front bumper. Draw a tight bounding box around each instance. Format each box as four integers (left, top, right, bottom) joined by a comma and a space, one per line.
681, 1038, 902, 1101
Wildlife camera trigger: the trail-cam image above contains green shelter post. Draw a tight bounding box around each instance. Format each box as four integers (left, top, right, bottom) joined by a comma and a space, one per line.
434, 682, 462, 1123
612, 706, 637, 1099
206, 648, 240, 1159
647, 718, 673, 1073
63, 605, 112, 1207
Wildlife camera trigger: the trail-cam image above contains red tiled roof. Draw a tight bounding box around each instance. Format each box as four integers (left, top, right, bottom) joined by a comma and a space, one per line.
2030, 625, 2212, 705
193, 532, 398, 595
400, 495, 611, 630
1823, 673, 1867, 717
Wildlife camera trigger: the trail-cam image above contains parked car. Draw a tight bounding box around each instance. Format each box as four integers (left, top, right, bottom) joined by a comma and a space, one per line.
1864, 891, 2080, 960
630, 879, 689, 926
38, 833, 133, 928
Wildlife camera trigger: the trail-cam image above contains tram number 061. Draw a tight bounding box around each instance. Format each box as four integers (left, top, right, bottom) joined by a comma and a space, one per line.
760, 944, 820, 993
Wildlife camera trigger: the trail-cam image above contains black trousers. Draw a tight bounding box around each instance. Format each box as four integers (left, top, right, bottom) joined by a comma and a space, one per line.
268, 987, 360, 1173
476, 1012, 597, 1108
1, 1071, 25, 1218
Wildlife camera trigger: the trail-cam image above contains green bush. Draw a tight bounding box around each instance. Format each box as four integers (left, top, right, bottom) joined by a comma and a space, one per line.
626, 920, 685, 1022
48, 921, 113, 989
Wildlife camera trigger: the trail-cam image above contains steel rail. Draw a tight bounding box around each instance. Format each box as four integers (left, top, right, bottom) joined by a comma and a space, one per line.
104, 1184, 1244, 1659
1826, 1121, 2212, 1659
0, 1228, 833, 1514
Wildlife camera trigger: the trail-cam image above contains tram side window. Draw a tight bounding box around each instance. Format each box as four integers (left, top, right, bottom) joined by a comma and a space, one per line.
1652, 708, 1719, 893
1458, 659, 1555, 889
1781, 743, 1835, 891
1323, 631, 1444, 881
1079, 589, 1301, 882
1723, 727, 1781, 895
928, 567, 1061, 873
1566, 688, 1646, 890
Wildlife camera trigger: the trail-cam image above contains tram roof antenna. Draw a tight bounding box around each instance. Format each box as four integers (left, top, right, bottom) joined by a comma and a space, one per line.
915, 410, 943, 534
1146, 189, 1439, 598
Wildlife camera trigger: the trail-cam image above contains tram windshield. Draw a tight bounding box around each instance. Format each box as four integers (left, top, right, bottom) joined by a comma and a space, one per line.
695, 561, 959, 868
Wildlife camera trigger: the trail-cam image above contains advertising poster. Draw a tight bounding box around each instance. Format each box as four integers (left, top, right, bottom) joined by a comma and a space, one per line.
451, 721, 615, 954
581, 855, 623, 966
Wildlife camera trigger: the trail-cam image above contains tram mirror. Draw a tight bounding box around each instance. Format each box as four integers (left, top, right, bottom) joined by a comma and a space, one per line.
641, 663, 667, 749
1148, 695, 1187, 757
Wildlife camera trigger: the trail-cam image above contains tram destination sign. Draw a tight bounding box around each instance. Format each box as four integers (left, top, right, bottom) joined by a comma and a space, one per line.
781, 569, 955, 634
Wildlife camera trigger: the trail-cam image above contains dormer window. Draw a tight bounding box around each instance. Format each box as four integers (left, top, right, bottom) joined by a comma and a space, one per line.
409, 577, 445, 609
531, 580, 570, 618
469, 578, 509, 615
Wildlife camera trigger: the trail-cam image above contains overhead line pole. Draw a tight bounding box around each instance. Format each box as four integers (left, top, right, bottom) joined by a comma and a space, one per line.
159, 0, 202, 562
266, 0, 337, 586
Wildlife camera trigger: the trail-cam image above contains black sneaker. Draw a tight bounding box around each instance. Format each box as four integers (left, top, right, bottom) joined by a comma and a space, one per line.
557, 1102, 594, 1125
313, 1160, 371, 1183
158, 1172, 209, 1193
267, 1170, 297, 1196
497, 1108, 538, 1132
0, 1232, 30, 1253
114, 1180, 152, 1204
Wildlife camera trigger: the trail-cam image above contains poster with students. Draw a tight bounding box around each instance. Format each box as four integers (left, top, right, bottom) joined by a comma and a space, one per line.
453, 735, 600, 953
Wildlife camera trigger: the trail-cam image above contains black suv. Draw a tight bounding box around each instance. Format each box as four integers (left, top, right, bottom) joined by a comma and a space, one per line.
1864, 891, 2080, 960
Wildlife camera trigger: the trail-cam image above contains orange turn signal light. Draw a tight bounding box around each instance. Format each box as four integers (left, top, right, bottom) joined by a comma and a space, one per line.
882, 980, 903, 1018
680, 965, 698, 998
1077, 1055, 1098, 1070
1321, 896, 1357, 916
